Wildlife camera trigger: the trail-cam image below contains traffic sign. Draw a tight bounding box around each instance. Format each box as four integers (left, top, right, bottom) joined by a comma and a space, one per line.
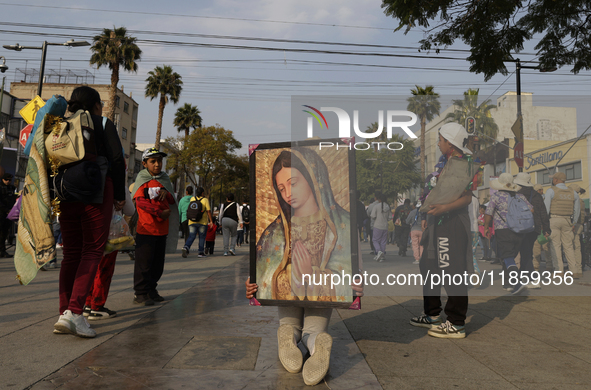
511, 116, 523, 143
19, 124, 33, 149
514, 142, 524, 168
19, 96, 45, 125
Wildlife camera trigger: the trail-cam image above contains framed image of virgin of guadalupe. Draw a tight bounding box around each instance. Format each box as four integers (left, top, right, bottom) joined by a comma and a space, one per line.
249, 140, 359, 309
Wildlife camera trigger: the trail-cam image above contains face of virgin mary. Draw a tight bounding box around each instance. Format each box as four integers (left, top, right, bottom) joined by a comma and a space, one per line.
275, 167, 317, 216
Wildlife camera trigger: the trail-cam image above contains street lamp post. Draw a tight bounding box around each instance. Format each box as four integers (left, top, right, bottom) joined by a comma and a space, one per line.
0, 56, 8, 128
3, 40, 90, 97
513, 58, 556, 172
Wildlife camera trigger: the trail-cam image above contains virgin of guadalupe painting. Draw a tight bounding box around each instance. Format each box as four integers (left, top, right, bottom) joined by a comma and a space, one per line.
249, 142, 358, 308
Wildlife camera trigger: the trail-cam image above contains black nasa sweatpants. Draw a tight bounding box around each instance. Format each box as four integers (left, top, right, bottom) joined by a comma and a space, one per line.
419, 214, 469, 326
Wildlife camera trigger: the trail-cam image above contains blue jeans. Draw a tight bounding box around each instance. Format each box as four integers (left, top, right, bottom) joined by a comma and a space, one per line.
184, 223, 207, 254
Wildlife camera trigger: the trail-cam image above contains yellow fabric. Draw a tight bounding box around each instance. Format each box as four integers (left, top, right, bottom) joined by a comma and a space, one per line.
187, 196, 210, 225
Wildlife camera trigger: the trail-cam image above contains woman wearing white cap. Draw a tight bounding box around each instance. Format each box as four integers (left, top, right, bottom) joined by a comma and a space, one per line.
410, 123, 481, 339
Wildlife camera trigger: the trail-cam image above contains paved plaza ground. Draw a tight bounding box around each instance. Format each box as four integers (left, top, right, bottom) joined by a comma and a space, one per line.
2, 236, 591, 389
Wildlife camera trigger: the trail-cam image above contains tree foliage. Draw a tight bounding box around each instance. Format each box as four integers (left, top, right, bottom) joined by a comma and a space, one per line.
381, 0, 591, 80
445, 88, 499, 147
164, 124, 243, 199
90, 27, 142, 121
407, 85, 440, 184
173, 103, 202, 139
145, 65, 183, 149
355, 126, 421, 204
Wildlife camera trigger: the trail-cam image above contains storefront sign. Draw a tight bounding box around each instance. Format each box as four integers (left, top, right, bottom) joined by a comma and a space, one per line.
525, 150, 564, 170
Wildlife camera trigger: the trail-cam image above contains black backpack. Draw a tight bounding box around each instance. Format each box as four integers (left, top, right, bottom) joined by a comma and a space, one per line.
242, 206, 250, 223
187, 197, 205, 222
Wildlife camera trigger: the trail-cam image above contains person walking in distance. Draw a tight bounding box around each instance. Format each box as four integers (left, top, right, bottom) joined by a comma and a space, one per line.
544, 172, 580, 277
370, 192, 391, 262
532, 184, 550, 271
393, 199, 413, 256
0, 173, 16, 258
406, 200, 423, 265
366, 193, 381, 255
514, 172, 551, 288
242, 202, 250, 244
484, 173, 533, 294
220, 193, 243, 256
182, 187, 213, 258
568, 184, 586, 278
178, 186, 194, 240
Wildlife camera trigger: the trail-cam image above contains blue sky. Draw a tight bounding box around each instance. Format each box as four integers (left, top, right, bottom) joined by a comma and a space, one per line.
1, 0, 590, 154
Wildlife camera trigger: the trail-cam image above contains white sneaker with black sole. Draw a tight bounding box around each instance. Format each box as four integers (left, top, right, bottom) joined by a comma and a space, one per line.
54, 310, 96, 338
88, 306, 117, 320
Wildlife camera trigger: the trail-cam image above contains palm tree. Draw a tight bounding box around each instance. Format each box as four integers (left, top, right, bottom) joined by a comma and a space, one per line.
90, 27, 142, 122
145, 65, 183, 149
173, 103, 202, 140
407, 85, 440, 184
445, 88, 499, 147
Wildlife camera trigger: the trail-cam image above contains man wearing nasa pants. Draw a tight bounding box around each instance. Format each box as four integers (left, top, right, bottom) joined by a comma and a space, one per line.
414, 212, 470, 339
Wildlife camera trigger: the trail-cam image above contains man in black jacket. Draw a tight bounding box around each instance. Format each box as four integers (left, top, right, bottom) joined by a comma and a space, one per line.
0, 173, 17, 257
514, 173, 551, 289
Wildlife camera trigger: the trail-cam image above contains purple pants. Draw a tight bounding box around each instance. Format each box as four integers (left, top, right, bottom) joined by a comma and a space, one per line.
373, 227, 388, 253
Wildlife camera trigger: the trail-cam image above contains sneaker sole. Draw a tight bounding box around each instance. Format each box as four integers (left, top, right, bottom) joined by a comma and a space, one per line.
409, 319, 440, 329
54, 321, 96, 338
428, 329, 466, 339
302, 332, 332, 386
88, 313, 117, 321
277, 324, 303, 373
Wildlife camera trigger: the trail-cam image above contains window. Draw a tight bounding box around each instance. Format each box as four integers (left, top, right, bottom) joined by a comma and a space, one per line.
123, 102, 129, 113
122, 127, 128, 140
537, 170, 551, 185
536, 161, 581, 185
561, 162, 582, 181
115, 96, 120, 108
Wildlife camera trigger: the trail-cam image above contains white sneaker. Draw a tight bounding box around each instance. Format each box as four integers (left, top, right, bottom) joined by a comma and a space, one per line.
527, 282, 541, 289
302, 332, 332, 386
54, 310, 96, 338
376, 251, 384, 262
413, 260, 420, 265
277, 324, 303, 373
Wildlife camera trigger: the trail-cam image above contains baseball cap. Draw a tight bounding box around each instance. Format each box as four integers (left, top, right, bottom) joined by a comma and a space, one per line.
439, 123, 472, 155
142, 147, 167, 161
533, 184, 543, 191
550, 171, 566, 182
568, 184, 586, 194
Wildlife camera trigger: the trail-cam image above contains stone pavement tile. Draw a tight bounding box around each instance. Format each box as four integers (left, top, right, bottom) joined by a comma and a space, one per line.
378, 376, 516, 390
357, 339, 505, 380
470, 309, 591, 352
461, 319, 556, 351
513, 383, 590, 390
568, 351, 591, 364
469, 350, 591, 384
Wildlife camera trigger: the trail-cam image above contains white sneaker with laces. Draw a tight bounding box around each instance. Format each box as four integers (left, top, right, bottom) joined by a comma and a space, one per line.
54, 310, 96, 338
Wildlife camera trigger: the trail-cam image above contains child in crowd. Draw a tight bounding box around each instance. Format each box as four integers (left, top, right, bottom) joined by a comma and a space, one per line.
205, 218, 217, 255
131, 148, 176, 306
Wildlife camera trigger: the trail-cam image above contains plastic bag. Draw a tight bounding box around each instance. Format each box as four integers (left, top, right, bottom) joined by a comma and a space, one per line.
7, 194, 21, 221
105, 210, 135, 254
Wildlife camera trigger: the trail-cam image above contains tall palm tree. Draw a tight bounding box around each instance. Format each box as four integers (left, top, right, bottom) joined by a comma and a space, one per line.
90, 27, 142, 122
445, 88, 499, 147
407, 85, 440, 184
145, 65, 183, 149
173, 103, 202, 139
